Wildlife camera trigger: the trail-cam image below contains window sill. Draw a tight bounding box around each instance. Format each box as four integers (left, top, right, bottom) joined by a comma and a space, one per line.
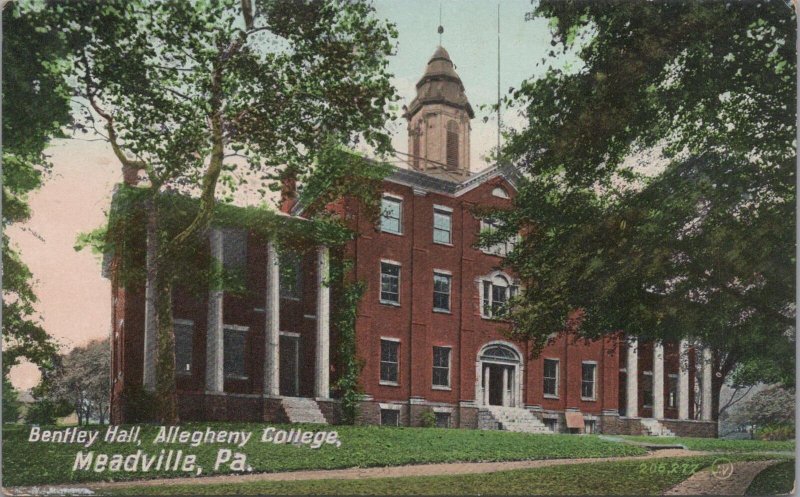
380, 230, 404, 237
543, 394, 559, 400
280, 296, 301, 301
380, 300, 401, 307
225, 375, 249, 381
432, 385, 451, 391
379, 381, 399, 387
433, 241, 454, 247
433, 308, 451, 314
581, 397, 597, 402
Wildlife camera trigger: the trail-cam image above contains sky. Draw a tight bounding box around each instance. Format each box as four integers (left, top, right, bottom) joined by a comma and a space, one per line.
7, 0, 558, 390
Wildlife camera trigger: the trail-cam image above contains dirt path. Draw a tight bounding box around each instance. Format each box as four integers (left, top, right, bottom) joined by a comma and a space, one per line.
4, 448, 705, 495
663, 459, 780, 496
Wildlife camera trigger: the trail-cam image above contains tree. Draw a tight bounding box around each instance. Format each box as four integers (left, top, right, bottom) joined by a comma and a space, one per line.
2, 376, 21, 423
1, 1, 67, 380
49, 338, 110, 424
49, 0, 397, 421
498, 1, 795, 419
728, 385, 795, 427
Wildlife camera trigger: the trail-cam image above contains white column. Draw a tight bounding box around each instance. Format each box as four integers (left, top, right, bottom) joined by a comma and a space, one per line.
678, 340, 690, 420
264, 241, 280, 397
142, 221, 158, 392
483, 366, 490, 405
501, 367, 509, 406
626, 338, 639, 417
653, 342, 665, 419
205, 228, 224, 392
314, 246, 330, 399
701, 347, 713, 421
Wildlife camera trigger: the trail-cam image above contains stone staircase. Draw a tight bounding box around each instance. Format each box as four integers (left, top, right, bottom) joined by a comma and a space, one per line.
482, 406, 551, 434
281, 397, 327, 424
639, 418, 675, 437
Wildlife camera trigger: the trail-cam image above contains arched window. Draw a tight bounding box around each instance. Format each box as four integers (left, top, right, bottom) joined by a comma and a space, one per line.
481, 273, 519, 318
446, 120, 459, 169
481, 344, 519, 362
492, 186, 510, 199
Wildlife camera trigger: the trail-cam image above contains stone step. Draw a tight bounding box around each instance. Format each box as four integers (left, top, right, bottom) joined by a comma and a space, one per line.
483, 406, 552, 434
281, 397, 328, 425
640, 418, 676, 437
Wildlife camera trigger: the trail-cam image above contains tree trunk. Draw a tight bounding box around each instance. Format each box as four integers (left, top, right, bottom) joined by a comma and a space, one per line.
155, 276, 178, 424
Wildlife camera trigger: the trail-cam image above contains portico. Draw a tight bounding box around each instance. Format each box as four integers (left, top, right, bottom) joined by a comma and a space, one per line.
623, 337, 715, 422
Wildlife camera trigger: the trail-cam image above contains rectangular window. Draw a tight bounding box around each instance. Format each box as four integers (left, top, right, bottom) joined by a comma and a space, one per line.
434, 412, 451, 428
479, 219, 520, 257
433, 272, 451, 312
668, 374, 678, 408
279, 253, 302, 299
380, 339, 399, 384
222, 228, 248, 270
380, 262, 401, 304
584, 419, 596, 434
380, 409, 399, 426
174, 320, 194, 375
543, 418, 558, 432
432, 346, 451, 388
380, 196, 402, 234
223, 325, 248, 379
543, 359, 559, 397
482, 278, 518, 318
581, 362, 597, 400
433, 207, 452, 244
643, 372, 654, 408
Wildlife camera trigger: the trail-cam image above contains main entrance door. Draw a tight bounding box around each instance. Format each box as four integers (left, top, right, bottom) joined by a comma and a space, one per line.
279, 334, 299, 397
478, 343, 522, 407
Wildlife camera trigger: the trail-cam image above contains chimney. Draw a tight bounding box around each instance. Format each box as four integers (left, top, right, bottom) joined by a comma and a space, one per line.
279, 173, 297, 214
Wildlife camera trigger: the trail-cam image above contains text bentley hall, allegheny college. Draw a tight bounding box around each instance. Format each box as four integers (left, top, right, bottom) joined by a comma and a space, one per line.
109, 46, 718, 437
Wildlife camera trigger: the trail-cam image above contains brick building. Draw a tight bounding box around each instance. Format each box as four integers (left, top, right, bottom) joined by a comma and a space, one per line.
109, 46, 717, 437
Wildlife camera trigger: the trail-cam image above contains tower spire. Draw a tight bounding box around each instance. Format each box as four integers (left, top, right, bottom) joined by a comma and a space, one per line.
437, 2, 443, 45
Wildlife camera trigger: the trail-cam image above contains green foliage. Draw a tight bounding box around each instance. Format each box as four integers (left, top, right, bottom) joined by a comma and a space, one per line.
499, 2, 795, 387
3, 376, 21, 423
107, 455, 782, 496
419, 408, 436, 428
746, 460, 795, 495
331, 257, 366, 425
1, 1, 66, 377
755, 424, 795, 441
23, 397, 71, 425
2, 423, 645, 486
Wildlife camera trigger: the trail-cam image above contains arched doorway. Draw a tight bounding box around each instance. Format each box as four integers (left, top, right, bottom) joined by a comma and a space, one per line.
476, 342, 523, 407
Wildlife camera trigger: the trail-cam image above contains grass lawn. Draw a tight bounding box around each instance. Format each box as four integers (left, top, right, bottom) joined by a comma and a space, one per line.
106, 455, 787, 496
746, 460, 795, 495
619, 435, 795, 453
3, 423, 645, 486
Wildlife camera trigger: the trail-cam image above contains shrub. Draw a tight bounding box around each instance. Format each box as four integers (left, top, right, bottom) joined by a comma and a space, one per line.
756, 423, 795, 441
420, 408, 436, 428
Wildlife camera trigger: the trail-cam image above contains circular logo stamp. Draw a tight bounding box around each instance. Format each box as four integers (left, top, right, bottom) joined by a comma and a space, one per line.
711, 457, 734, 480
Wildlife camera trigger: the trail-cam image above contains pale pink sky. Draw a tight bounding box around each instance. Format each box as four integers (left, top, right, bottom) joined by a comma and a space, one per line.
7, 140, 120, 389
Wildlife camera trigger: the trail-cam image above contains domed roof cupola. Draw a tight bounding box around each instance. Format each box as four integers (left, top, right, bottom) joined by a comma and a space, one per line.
404, 46, 473, 179
404, 46, 474, 120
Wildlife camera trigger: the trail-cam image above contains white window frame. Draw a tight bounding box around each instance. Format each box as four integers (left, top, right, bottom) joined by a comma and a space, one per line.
480, 273, 518, 318
174, 319, 194, 376
380, 194, 403, 235
668, 373, 679, 409
543, 358, 560, 399
433, 205, 453, 245
642, 370, 654, 408
581, 361, 597, 401
223, 324, 249, 380
379, 337, 400, 386
379, 260, 401, 306
432, 345, 452, 390
433, 270, 452, 313
379, 406, 401, 426
479, 218, 520, 257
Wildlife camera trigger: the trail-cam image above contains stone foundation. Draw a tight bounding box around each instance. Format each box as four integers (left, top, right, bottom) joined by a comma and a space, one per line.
660, 419, 717, 438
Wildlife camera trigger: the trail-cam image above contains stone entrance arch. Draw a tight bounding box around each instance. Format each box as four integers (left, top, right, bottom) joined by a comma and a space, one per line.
476, 341, 524, 407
